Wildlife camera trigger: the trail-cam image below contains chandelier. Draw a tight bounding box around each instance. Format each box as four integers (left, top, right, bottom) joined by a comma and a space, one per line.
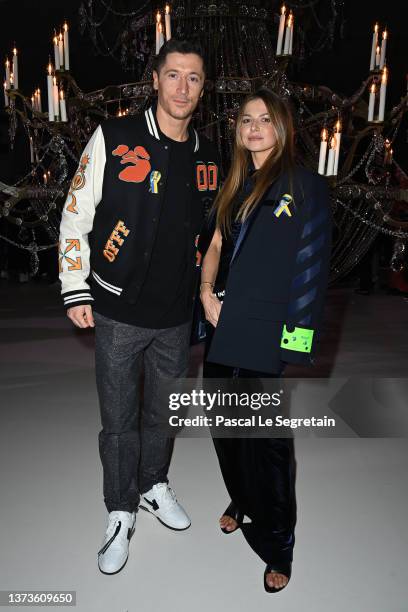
1, 0, 407, 280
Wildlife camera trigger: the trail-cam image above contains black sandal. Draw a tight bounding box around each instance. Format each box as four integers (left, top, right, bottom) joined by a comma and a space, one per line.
220, 501, 244, 534
263, 562, 292, 593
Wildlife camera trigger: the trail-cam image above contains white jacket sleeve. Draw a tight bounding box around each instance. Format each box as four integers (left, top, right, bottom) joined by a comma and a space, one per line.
58, 125, 105, 309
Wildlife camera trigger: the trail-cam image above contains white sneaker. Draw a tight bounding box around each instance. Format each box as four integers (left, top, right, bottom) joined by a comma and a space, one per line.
97, 510, 136, 574
140, 483, 191, 531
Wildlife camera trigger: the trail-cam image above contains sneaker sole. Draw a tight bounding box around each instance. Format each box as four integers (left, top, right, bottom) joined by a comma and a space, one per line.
139, 504, 191, 531
98, 553, 129, 575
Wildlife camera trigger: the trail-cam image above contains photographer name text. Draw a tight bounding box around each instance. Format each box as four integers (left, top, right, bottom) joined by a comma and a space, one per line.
169, 415, 336, 429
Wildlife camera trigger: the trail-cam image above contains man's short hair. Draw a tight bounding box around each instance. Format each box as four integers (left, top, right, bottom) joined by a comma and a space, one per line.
152, 38, 206, 77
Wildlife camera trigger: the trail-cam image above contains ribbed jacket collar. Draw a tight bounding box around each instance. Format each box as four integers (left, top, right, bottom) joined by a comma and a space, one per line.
144, 99, 200, 152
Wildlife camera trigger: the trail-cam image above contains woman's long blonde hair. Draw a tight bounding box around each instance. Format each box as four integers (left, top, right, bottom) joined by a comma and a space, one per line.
215, 88, 295, 234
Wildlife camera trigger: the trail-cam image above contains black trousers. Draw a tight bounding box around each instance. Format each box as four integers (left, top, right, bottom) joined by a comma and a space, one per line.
204, 324, 297, 566
94, 311, 191, 512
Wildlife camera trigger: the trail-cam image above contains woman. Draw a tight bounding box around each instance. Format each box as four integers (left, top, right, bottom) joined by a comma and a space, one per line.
199, 88, 332, 592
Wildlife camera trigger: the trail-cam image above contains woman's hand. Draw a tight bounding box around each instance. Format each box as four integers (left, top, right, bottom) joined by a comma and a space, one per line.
200, 285, 222, 327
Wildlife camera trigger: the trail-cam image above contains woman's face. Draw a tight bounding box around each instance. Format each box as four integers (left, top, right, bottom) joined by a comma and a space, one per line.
238, 98, 277, 154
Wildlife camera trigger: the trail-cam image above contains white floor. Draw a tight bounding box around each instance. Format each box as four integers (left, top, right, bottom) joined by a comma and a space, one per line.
1, 281, 408, 611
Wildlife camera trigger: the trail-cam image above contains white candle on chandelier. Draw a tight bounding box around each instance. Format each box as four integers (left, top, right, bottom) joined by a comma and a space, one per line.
5, 58, 10, 87
289, 13, 294, 54
29, 136, 34, 163
9, 72, 14, 88
379, 29, 387, 69
12, 47, 18, 89
367, 82, 376, 121
31, 94, 35, 110
165, 5, 172, 41
158, 22, 164, 52
46, 61, 54, 121
43, 172, 48, 185
333, 119, 342, 175
375, 45, 380, 68
4, 80, 9, 107
155, 11, 161, 55
370, 23, 379, 71
276, 4, 286, 56
53, 33, 60, 70
59, 89, 67, 122
318, 128, 328, 175
283, 11, 293, 55
58, 32, 64, 69
53, 75, 59, 120
378, 66, 388, 122
37, 88, 42, 113
326, 136, 336, 176
63, 22, 70, 70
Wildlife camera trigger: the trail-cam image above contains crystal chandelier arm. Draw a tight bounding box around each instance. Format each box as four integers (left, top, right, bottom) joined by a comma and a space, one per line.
302, 76, 373, 128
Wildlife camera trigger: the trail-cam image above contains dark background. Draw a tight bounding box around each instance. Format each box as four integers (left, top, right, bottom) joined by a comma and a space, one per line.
0, 0, 407, 184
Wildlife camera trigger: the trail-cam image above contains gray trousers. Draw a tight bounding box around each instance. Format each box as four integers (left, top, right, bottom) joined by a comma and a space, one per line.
94, 311, 191, 513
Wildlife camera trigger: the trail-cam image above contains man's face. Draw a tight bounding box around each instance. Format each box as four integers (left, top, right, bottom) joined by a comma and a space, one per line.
153, 52, 205, 120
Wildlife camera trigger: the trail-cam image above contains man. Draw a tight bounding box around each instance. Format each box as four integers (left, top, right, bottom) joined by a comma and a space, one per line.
58, 38, 220, 574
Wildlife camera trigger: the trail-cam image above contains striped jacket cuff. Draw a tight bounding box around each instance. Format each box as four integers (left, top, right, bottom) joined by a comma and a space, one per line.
62, 290, 94, 309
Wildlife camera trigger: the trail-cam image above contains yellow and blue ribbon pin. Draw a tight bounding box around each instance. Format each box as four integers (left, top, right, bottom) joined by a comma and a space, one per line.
274, 193, 293, 218
149, 170, 161, 194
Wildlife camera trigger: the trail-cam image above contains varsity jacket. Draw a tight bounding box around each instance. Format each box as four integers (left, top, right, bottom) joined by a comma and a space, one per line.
202, 166, 333, 373
59, 100, 220, 310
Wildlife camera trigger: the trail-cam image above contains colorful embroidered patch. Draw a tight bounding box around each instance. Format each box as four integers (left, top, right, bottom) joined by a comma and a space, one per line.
274, 194, 293, 218
196, 162, 218, 191
112, 144, 151, 183
66, 154, 90, 214
58, 239, 82, 271
149, 170, 161, 194
103, 220, 130, 262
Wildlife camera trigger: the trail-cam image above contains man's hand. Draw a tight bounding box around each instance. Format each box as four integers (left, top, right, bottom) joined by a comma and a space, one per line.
200, 287, 222, 327
67, 304, 95, 328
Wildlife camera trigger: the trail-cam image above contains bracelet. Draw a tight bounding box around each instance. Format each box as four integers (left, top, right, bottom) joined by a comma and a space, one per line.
200, 281, 214, 290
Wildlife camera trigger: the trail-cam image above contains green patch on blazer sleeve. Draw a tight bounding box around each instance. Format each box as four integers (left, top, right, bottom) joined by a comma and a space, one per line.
280, 325, 314, 353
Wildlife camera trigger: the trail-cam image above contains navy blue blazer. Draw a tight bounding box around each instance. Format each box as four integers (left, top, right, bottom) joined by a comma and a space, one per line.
203, 165, 333, 374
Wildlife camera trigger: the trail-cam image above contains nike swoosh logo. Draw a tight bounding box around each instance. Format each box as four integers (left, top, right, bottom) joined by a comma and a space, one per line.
143, 497, 159, 511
